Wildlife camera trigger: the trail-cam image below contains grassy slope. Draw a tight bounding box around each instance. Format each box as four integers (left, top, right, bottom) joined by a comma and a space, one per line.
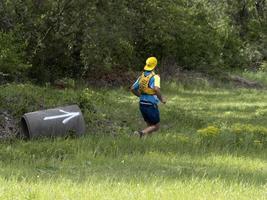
0, 76, 266, 200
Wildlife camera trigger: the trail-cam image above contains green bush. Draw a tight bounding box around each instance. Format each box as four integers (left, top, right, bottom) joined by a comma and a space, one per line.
0, 32, 30, 77
196, 123, 267, 148
197, 126, 220, 138
259, 62, 267, 72
1, 0, 265, 81
231, 123, 267, 147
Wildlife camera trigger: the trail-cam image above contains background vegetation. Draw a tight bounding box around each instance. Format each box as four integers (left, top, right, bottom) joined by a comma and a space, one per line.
0, 1, 266, 199
0, 0, 266, 82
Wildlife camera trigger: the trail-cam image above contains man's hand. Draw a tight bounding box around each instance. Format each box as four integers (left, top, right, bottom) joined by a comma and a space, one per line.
161, 97, 167, 104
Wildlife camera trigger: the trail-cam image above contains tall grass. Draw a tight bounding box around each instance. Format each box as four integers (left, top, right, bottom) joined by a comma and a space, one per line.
0, 135, 266, 200
0, 81, 266, 199
242, 71, 267, 87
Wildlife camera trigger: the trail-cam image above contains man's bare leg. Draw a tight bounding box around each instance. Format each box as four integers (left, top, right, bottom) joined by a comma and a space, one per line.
141, 122, 160, 136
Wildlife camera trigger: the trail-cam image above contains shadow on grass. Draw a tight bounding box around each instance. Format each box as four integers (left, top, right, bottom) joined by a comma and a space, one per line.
0, 136, 266, 187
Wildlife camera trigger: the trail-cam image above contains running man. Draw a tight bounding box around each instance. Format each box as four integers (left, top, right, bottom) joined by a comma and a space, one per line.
131, 57, 166, 137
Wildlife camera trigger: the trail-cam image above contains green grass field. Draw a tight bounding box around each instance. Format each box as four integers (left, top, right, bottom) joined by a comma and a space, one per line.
0, 77, 266, 200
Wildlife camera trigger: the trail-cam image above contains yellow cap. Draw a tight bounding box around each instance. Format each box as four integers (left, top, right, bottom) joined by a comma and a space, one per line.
144, 57, 157, 71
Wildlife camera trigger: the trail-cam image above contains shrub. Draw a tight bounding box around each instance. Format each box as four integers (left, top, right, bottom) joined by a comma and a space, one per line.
78, 88, 98, 111
196, 123, 267, 148
0, 31, 30, 77
259, 62, 267, 72
231, 123, 267, 147
197, 126, 220, 138
54, 78, 75, 89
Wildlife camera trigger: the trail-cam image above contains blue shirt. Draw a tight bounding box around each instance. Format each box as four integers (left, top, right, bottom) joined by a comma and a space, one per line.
132, 71, 160, 104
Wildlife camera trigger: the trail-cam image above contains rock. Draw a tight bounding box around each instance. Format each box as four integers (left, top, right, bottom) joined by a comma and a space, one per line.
0, 111, 17, 139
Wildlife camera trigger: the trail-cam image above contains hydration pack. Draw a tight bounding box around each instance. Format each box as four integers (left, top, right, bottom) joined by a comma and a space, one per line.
138, 72, 156, 95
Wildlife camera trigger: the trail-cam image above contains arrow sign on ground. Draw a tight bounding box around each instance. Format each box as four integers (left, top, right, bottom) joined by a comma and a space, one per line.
43, 109, 80, 124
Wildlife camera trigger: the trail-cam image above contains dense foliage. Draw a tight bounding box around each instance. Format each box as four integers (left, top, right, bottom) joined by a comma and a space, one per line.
0, 0, 266, 82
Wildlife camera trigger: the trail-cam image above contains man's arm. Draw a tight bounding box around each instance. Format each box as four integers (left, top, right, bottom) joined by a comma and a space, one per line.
130, 86, 141, 97
130, 76, 141, 97
153, 75, 166, 104
154, 86, 166, 104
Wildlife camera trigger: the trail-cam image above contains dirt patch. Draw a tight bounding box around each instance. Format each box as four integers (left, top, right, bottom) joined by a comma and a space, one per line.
0, 111, 18, 139
87, 70, 138, 88
228, 75, 263, 89
163, 68, 265, 89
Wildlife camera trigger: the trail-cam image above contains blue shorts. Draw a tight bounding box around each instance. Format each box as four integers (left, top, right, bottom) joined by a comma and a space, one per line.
139, 102, 160, 125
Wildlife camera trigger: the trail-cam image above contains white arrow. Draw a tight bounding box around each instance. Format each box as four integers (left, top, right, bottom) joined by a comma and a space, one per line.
43, 109, 80, 124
